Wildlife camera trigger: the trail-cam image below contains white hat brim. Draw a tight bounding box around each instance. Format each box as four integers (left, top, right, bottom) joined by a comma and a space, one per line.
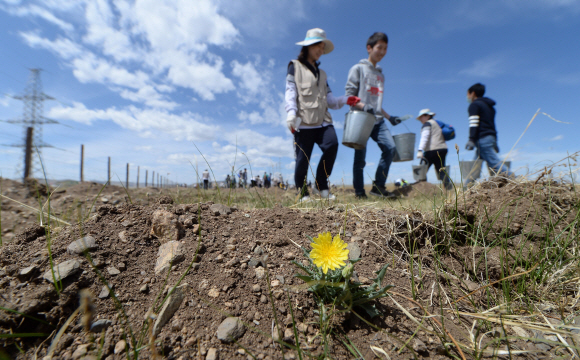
295, 39, 334, 54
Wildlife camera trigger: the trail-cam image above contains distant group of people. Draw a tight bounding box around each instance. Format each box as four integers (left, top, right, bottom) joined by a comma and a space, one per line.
285, 28, 512, 202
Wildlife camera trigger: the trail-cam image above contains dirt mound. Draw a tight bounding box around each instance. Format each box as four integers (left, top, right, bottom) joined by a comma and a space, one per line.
2, 179, 579, 358
448, 177, 578, 240
393, 181, 443, 198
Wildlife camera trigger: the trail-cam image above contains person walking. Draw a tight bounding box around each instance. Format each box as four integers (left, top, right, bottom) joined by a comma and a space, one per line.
202, 169, 210, 189
465, 83, 513, 186
416, 109, 452, 189
286, 28, 356, 202
345, 32, 407, 199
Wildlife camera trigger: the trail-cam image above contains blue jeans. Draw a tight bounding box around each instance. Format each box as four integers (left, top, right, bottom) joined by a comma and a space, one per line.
353, 119, 396, 195
466, 135, 512, 185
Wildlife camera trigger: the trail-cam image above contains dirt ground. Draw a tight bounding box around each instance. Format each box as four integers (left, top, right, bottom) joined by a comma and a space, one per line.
1, 177, 579, 359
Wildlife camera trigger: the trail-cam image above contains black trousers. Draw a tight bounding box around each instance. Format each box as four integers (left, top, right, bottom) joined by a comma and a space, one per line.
294, 125, 338, 195
423, 149, 451, 185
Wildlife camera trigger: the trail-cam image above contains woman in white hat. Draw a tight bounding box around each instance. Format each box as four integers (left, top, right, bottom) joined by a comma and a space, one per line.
285, 28, 358, 202
416, 109, 451, 188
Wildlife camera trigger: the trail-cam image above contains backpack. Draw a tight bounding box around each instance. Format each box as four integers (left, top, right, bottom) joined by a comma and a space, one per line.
435, 120, 455, 141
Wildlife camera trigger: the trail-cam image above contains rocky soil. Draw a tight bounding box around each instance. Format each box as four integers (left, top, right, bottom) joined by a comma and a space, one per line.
1, 177, 579, 359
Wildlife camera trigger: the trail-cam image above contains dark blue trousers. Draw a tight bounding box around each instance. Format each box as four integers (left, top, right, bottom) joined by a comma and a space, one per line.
294, 125, 338, 195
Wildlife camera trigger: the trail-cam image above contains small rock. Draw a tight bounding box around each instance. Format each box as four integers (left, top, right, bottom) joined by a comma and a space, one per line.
351, 235, 363, 242
255, 267, 266, 280
208, 288, 220, 298
98, 285, 112, 299
155, 241, 185, 275
72, 344, 89, 359
101, 197, 109, 204
117, 262, 126, 271
67, 236, 98, 255
248, 257, 265, 268
253, 246, 263, 255
107, 267, 120, 275
210, 204, 231, 216
118, 231, 129, 243
114, 339, 126, 354
275, 275, 285, 285
252, 284, 261, 292
240, 263, 248, 270
121, 220, 133, 227
413, 338, 428, 353
18, 265, 37, 279
43, 260, 81, 283
140, 284, 149, 293
346, 243, 361, 260
206, 348, 219, 360
260, 295, 267, 303
216, 317, 246, 343
150, 209, 184, 244
512, 326, 529, 339
271, 280, 280, 287
283, 252, 294, 260
90, 319, 112, 333
152, 284, 187, 336
226, 258, 239, 267
226, 245, 236, 251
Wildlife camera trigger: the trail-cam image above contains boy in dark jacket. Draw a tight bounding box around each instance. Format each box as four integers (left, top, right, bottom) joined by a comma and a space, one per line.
465, 83, 512, 185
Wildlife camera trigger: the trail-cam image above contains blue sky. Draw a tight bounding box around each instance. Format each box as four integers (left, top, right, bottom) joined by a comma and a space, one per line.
1, 0, 579, 186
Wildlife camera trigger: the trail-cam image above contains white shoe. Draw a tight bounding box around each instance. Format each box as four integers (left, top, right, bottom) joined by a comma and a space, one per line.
298, 195, 311, 203
320, 190, 336, 200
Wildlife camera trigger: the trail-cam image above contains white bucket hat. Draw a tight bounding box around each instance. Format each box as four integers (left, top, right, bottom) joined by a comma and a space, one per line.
416, 108, 435, 120
296, 28, 334, 54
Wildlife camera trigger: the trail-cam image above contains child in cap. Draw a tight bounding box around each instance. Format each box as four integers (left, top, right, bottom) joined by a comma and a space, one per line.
345, 32, 407, 199
285, 28, 358, 202
416, 109, 451, 189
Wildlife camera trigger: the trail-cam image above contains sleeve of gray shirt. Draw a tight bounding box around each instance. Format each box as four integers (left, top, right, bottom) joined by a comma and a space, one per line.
285, 80, 298, 117
345, 65, 361, 97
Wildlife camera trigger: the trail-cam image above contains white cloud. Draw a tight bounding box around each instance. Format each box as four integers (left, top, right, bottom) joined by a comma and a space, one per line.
47, 102, 219, 142
459, 54, 510, 78
20, 32, 82, 59
7, 4, 73, 31
548, 135, 564, 141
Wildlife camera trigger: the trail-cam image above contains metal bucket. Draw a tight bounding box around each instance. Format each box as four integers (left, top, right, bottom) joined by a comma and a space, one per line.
342, 111, 376, 150
459, 160, 483, 181
488, 161, 511, 176
392, 133, 416, 162
412, 165, 428, 181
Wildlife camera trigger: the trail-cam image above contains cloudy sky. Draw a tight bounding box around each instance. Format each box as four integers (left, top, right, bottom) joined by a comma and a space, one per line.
1, 0, 579, 186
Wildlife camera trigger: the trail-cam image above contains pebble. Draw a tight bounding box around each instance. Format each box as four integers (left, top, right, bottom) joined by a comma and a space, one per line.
206, 348, 219, 360
208, 288, 220, 298
67, 236, 98, 255
114, 339, 126, 354
152, 284, 187, 336
90, 319, 112, 333
107, 267, 120, 275
139, 284, 149, 293
346, 243, 361, 260
216, 317, 246, 343
255, 266, 266, 279
226, 258, 239, 267
215, 254, 224, 263
117, 262, 126, 271
254, 246, 263, 255
43, 260, 81, 283
252, 284, 261, 292
72, 344, 89, 359
226, 245, 236, 251
118, 231, 129, 243
98, 285, 111, 299
18, 265, 37, 279
275, 275, 285, 285
155, 241, 185, 275
240, 263, 248, 270
271, 280, 280, 287
260, 295, 268, 304
283, 252, 295, 260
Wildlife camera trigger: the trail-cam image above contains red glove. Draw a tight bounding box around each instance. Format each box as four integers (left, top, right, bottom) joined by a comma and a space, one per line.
346, 96, 361, 106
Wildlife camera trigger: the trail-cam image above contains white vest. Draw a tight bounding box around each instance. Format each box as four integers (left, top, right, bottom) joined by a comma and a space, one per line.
425, 120, 447, 151
291, 60, 332, 127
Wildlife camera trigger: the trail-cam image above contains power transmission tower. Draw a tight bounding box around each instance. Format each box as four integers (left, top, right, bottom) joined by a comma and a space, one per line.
2, 69, 58, 180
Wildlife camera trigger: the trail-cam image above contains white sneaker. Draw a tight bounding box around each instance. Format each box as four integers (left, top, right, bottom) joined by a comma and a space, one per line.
320, 190, 336, 200
298, 195, 311, 203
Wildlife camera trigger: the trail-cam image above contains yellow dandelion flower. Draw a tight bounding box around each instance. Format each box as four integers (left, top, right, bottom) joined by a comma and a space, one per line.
309, 232, 349, 274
